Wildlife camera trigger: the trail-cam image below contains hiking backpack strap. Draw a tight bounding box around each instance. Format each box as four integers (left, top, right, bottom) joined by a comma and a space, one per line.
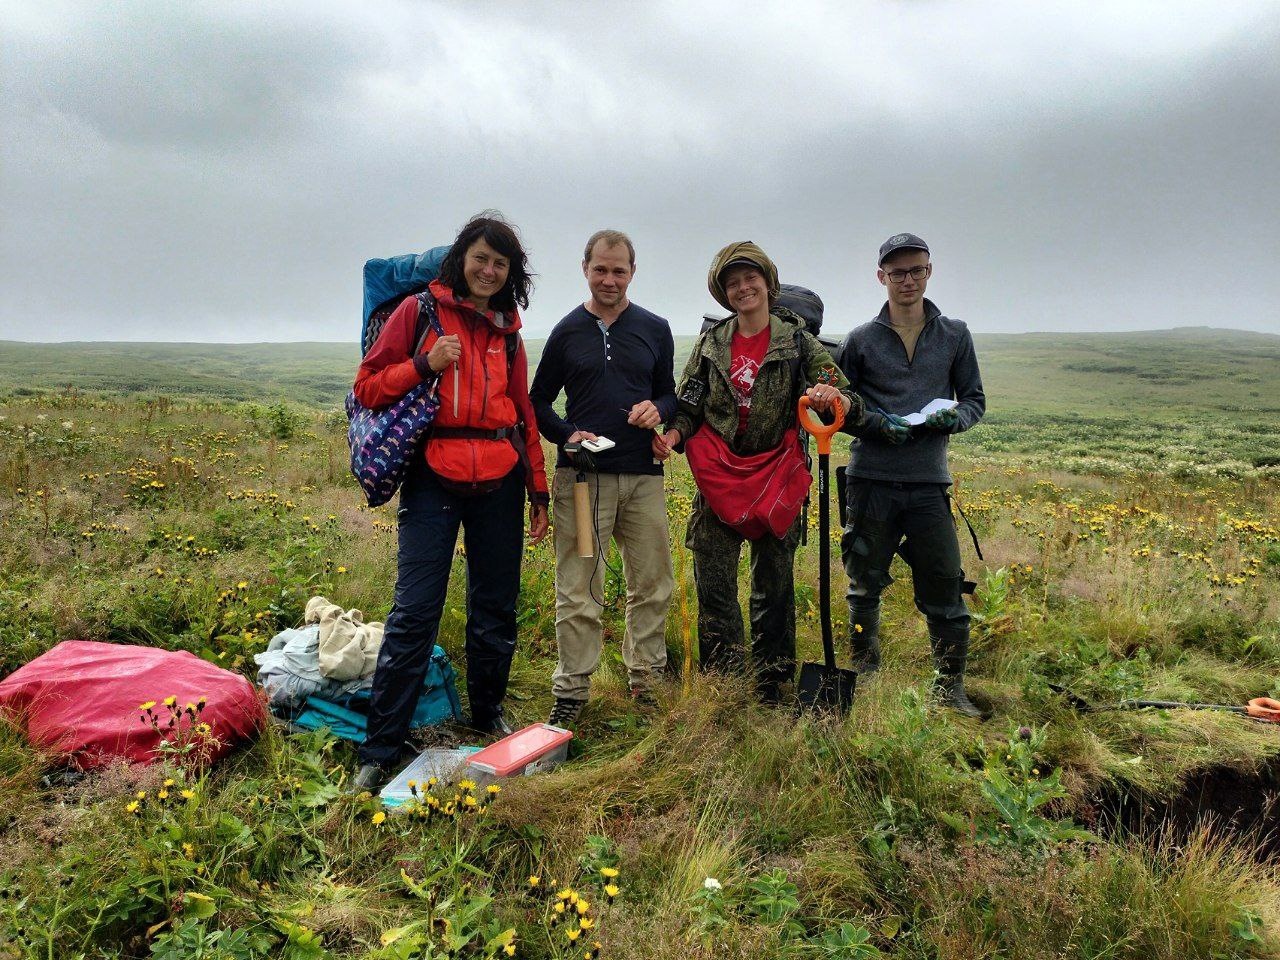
947, 490, 985, 562
411, 290, 444, 356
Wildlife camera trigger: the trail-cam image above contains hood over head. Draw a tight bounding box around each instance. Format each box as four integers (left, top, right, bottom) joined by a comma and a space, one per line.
707, 241, 780, 312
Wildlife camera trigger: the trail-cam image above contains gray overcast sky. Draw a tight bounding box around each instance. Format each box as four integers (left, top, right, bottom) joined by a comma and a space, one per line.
2, 1, 1278, 341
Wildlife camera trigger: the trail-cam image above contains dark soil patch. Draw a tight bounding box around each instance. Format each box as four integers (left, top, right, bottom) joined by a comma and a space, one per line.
1094, 758, 1280, 856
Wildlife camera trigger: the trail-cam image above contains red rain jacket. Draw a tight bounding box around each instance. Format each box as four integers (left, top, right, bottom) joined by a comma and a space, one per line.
354, 280, 549, 502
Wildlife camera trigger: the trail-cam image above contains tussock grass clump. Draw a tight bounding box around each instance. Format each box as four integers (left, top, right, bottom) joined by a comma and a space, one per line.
908, 828, 1277, 959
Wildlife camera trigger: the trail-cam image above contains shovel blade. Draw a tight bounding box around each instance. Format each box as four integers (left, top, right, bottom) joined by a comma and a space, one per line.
797, 662, 857, 714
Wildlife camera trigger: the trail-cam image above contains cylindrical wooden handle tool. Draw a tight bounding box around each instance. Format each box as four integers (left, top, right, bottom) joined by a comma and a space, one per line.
573, 477, 593, 558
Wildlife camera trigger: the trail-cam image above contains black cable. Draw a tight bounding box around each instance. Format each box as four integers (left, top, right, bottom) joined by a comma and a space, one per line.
586, 469, 627, 610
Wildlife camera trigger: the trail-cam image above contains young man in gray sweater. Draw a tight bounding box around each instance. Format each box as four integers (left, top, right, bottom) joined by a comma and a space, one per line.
835, 233, 986, 717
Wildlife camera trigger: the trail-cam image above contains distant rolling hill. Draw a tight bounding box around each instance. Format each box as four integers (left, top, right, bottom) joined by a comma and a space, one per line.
3, 327, 1279, 423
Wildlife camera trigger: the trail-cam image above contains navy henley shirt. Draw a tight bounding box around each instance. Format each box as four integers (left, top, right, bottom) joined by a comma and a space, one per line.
530, 302, 677, 475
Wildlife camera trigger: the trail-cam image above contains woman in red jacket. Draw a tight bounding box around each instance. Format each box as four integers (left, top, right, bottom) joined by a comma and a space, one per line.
352, 214, 549, 790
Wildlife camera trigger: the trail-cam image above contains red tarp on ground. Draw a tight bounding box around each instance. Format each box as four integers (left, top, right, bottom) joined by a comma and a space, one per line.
0, 640, 265, 767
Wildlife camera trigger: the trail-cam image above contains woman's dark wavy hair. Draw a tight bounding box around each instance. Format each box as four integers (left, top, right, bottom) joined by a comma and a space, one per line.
438, 211, 534, 313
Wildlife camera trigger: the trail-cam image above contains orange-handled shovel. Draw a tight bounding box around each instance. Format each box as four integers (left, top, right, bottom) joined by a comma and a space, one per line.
796, 396, 856, 714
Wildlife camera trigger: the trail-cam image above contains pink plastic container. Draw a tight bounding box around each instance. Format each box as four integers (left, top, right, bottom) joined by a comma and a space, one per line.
464, 723, 573, 784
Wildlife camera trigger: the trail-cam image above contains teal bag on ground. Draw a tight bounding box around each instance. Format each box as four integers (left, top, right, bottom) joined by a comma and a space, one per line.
292, 645, 462, 743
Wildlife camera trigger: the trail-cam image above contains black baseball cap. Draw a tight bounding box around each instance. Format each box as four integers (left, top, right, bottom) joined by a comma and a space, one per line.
878, 232, 930, 264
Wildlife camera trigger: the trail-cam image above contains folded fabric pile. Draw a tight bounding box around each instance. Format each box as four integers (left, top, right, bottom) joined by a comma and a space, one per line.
306, 595, 384, 680
255, 596, 385, 713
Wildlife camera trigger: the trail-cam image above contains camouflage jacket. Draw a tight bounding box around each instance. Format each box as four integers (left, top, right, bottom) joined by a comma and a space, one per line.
667, 310, 862, 455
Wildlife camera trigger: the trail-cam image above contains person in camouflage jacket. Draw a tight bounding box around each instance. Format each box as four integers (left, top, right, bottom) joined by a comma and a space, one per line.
657, 241, 864, 702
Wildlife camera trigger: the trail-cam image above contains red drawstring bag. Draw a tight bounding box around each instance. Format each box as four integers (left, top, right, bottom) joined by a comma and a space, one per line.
0, 640, 265, 768
684, 424, 812, 539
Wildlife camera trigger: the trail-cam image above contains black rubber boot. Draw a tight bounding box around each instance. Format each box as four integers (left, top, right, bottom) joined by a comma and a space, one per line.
850, 605, 882, 675
930, 627, 983, 718
351, 763, 390, 793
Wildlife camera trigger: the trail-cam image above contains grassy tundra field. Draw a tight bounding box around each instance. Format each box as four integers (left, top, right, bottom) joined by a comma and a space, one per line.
1, 328, 1278, 959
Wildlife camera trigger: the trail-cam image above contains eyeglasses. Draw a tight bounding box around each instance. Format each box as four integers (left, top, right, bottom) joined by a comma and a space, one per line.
884, 265, 929, 283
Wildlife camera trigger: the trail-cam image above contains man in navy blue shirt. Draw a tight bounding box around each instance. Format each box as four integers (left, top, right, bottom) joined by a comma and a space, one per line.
530, 230, 677, 727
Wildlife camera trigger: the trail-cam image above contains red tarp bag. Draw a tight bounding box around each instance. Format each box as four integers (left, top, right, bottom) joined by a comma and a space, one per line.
0, 640, 266, 768
684, 424, 812, 540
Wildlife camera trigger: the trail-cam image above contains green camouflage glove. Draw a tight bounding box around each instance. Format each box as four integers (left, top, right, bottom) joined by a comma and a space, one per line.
924, 407, 960, 431
868, 410, 911, 445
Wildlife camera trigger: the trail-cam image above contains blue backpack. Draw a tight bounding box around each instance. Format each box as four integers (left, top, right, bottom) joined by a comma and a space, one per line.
361, 246, 451, 356
291, 644, 462, 742
360, 243, 523, 365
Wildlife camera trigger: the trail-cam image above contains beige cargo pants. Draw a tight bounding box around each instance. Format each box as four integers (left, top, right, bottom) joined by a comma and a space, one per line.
550, 468, 673, 700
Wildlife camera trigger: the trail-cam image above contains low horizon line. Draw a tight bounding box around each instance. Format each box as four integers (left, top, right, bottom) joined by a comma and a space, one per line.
2, 324, 1277, 346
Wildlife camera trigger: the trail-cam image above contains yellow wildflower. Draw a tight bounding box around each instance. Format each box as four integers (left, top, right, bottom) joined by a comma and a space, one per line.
503, 945, 516, 957
181, 789, 195, 801
576, 899, 590, 914
125, 800, 140, 814
458, 779, 477, 791
566, 927, 581, 942
486, 784, 501, 795
163, 695, 177, 707
371, 811, 387, 826
157, 789, 169, 800
528, 875, 541, 888
139, 700, 157, 711
604, 884, 619, 899
600, 867, 619, 878
580, 917, 595, 930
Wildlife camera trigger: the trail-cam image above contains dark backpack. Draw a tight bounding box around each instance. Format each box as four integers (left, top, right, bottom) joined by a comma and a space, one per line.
697, 282, 828, 397
699, 283, 825, 337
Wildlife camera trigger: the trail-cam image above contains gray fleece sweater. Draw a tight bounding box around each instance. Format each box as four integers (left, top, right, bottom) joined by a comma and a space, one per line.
836, 299, 985, 484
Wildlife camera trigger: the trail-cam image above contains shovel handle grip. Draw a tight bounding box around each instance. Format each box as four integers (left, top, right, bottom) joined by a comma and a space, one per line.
798, 395, 844, 455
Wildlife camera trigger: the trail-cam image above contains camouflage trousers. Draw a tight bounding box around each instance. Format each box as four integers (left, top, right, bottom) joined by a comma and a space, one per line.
687, 492, 802, 689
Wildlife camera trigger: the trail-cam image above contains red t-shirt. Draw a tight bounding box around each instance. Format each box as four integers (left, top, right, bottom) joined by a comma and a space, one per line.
729, 326, 770, 436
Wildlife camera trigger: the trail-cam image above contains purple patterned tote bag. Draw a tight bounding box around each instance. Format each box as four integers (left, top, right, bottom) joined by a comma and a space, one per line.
346, 293, 443, 507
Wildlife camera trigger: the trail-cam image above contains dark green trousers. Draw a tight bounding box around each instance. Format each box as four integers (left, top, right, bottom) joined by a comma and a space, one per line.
840, 479, 970, 634
687, 493, 801, 689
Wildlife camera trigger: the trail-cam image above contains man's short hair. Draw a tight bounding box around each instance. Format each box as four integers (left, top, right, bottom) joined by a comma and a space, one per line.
583, 229, 635, 267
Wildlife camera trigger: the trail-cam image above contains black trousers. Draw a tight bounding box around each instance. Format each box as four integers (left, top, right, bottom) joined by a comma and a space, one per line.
687, 492, 802, 689
840, 479, 970, 634
358, 465, 524, 768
